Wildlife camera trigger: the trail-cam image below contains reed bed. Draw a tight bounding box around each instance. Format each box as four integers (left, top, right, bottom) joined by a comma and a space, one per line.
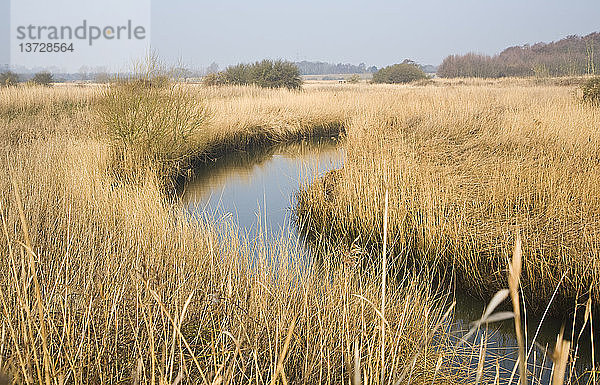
0, 78, 596, 383
0, 82, 453, 383
297, 83, 600, 315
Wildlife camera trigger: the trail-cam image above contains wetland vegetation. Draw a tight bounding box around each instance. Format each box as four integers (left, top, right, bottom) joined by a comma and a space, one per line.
0, 75, 598, 384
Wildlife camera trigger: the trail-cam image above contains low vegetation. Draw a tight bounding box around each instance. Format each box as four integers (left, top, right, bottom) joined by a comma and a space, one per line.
203, 59, 302, 90
371, 63, 427, 84
582, 76, 600, 105
0, 71, 19, 87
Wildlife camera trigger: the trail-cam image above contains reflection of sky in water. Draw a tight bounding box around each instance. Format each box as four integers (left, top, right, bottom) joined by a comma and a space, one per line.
445, 291, 596, 384
180, 138, 596, 384
182, 138, 343, 237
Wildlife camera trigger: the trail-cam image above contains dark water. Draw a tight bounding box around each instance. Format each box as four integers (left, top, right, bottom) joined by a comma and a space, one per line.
448, 291, 596, 384
180, 138, 596, 384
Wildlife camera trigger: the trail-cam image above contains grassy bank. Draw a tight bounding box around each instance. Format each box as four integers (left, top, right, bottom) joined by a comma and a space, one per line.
297, 82, 600, 315
0, 83, 456, 383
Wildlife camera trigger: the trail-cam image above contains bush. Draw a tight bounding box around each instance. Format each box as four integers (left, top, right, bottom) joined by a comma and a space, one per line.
0, 71, 19, 87
582, 76, 600, 105
31, 71, 53, 86
212, 60, 302, 89
201, 72, 222, 87
97, 76, 209, 176
346, 74, 361, 84
220, 63, 250, 85
372, 63, 427, 84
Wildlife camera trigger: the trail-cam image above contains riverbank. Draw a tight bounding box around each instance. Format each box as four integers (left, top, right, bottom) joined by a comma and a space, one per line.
296, 82, 600, 317
0, 82, 455, 383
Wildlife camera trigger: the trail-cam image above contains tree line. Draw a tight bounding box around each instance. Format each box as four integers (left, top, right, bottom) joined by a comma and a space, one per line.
438, 32, 600, 78
0, 71, 54, 87
295, 61, 378, 75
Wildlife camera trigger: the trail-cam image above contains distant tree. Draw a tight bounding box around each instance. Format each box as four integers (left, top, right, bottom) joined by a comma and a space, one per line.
372, 63, 427, 84
438, 32, 600, 78
216, 60, 302, 89
206, 62, 220, 74
0, 71, 19, 87
420, 64, 439, 74
78, 65, 90, 81
437, 53, 499, 78
94, 72, 111, 83
32, 71, 53, 86
172, 67, 193, 81
294, 60, 374, 75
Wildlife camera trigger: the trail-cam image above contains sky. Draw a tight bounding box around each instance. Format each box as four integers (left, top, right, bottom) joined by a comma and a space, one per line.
3, 0, 152, 72
2, 0, 600, 72
151, 0, 600, 68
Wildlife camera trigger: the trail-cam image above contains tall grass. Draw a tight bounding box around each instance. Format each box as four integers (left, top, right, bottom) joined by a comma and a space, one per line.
0, 82, 454, 383
297, 83, 600, 314
1, 78, 597, 383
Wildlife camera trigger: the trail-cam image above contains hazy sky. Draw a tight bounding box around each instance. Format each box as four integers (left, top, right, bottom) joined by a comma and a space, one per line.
151, 0, 600, 68
2, 0, 600, 72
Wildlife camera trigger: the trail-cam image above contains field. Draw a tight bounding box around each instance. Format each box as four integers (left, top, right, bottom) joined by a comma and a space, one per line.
0, 78, 597, 383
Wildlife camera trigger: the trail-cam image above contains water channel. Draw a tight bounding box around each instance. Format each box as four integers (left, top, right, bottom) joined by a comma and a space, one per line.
180, 137, 595, 384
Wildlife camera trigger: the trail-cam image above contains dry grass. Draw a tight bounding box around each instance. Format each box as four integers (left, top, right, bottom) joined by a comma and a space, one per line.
1, 78, 597, 383
297, 82, 600, 315
0, 82, 453, 383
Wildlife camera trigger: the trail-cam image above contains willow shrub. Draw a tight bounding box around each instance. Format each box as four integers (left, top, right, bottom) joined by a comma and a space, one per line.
372, 63, 427, 84
97, 77, 209, 177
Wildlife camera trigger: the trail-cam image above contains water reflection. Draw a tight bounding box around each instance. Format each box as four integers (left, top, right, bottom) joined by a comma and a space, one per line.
181, 137, 343, 237
448, 289, 596, 384
180, 137, 596, 383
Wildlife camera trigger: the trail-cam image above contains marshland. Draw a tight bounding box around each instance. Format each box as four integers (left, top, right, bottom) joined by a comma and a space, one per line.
0, 74, 599, 385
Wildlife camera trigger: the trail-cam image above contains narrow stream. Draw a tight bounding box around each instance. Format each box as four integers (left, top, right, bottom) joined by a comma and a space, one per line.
180, 138, 596, 384
181, 137, 343, 238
